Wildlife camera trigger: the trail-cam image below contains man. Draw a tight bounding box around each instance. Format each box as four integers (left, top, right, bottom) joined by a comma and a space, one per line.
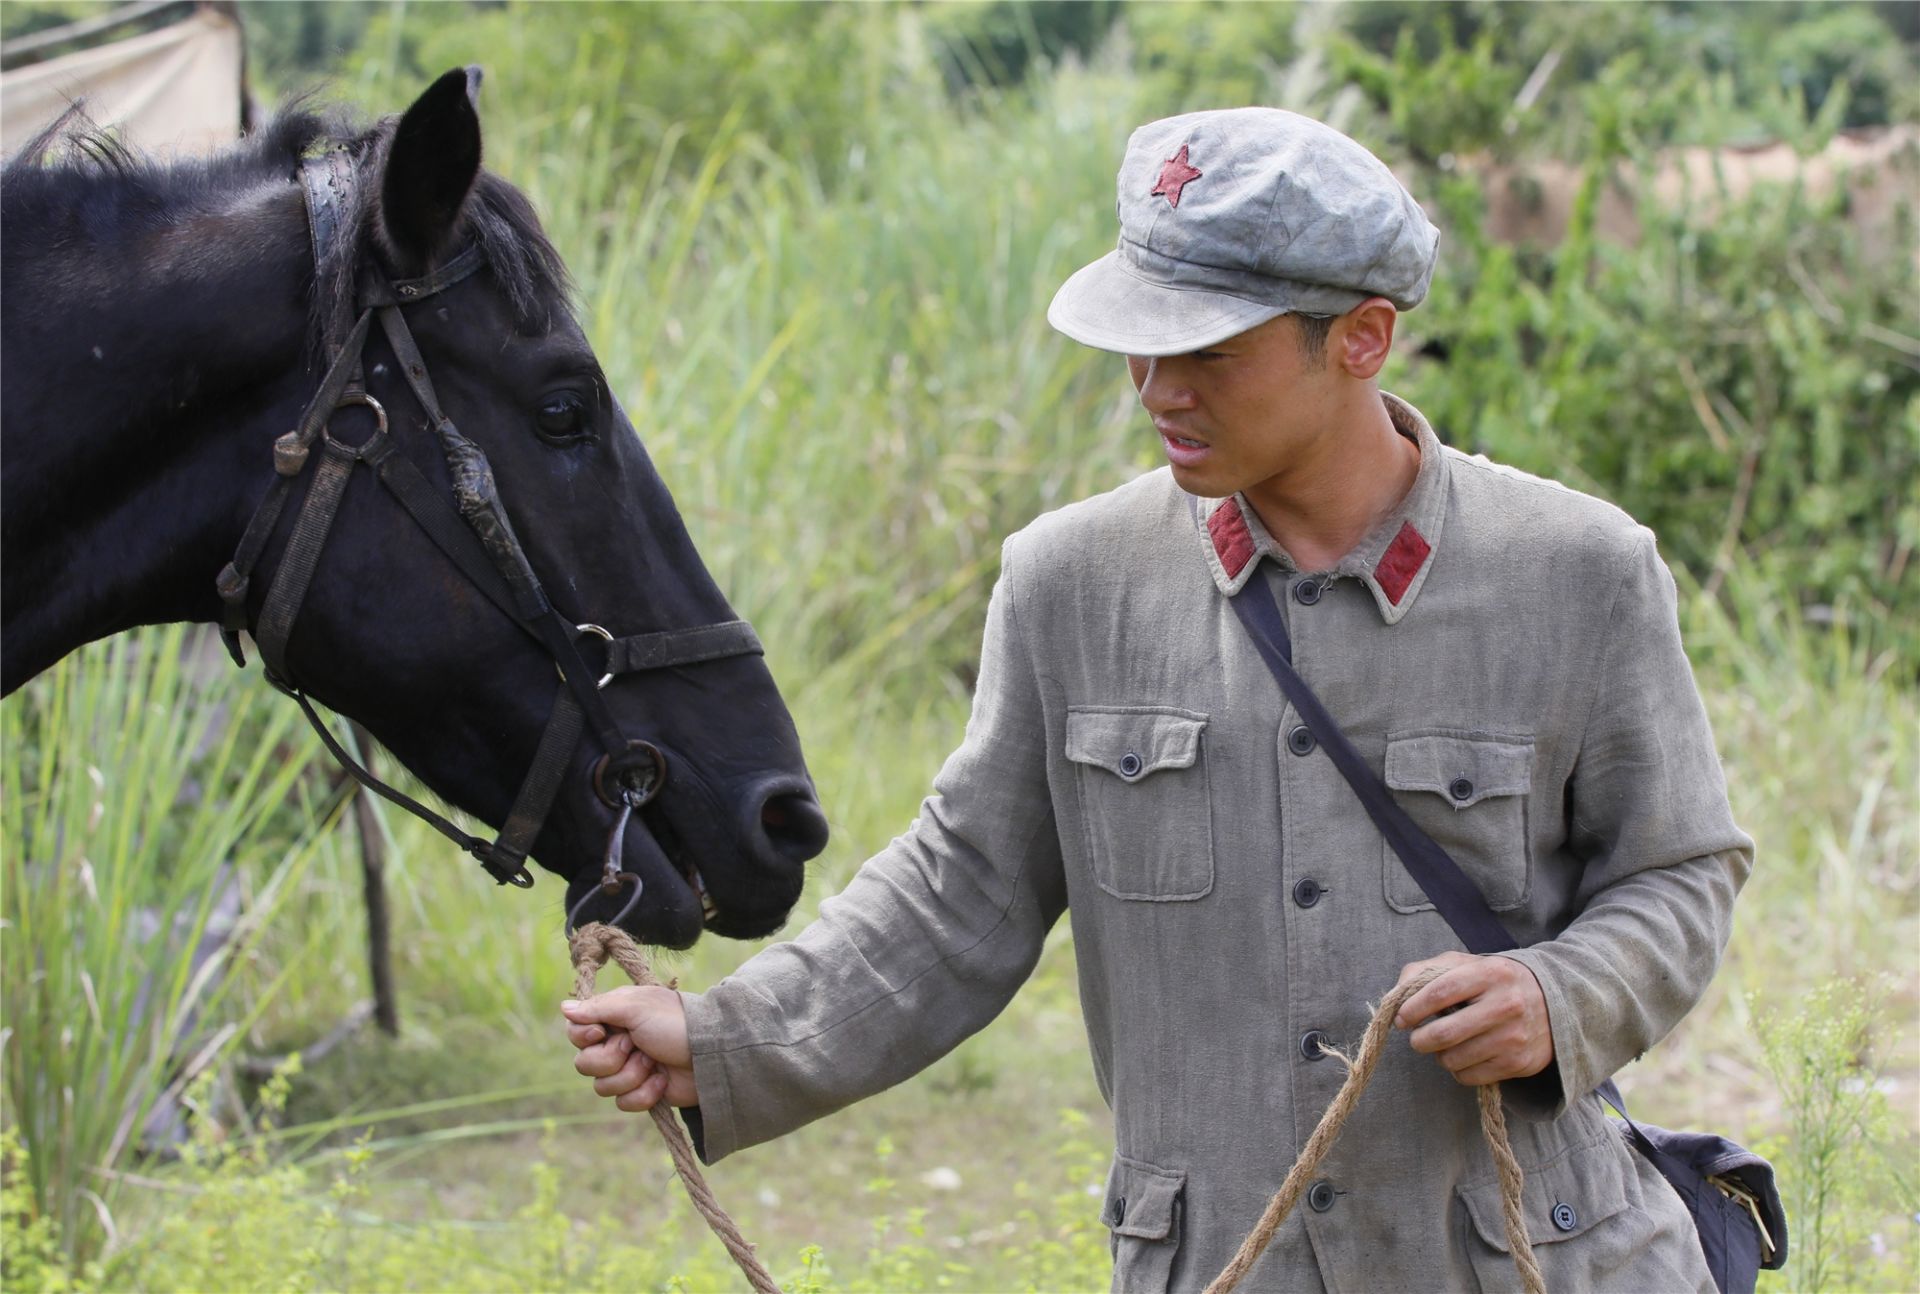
563, 108, 1750, 1292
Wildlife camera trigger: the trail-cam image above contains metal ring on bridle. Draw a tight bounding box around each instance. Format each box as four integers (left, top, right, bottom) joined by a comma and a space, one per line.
560, 622, 615, 690
594, 741, 666, 810
320, 390, 388, 449
594, 739, 666, 809
566, 869, 642, 934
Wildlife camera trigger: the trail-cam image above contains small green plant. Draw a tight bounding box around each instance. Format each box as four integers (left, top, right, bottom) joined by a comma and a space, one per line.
1754, 979, 1919, 1293
0, 1129, 99, 1293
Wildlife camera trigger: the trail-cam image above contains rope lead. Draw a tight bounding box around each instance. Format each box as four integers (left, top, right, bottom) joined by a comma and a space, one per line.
569, 923, 782, 1294
1205, 968, 1545, 1294
569, 935, 1541, 1294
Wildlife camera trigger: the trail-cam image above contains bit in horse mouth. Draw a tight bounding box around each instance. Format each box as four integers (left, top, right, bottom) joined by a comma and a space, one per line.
643, 808, 720, 926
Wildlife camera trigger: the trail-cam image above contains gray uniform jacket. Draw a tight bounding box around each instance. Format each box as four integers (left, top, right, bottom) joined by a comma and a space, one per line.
683, 393, 1752, 1293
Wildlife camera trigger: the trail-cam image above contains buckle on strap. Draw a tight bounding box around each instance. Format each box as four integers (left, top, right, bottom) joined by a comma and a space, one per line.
472, 842, 535, 889
566, 623, 615, 690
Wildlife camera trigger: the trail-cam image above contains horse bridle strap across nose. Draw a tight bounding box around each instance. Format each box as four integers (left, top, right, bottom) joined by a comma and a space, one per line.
214, 150, 762, 894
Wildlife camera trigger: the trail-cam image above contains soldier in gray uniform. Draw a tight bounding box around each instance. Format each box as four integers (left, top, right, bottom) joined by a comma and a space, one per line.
563, 108, 1749, 1293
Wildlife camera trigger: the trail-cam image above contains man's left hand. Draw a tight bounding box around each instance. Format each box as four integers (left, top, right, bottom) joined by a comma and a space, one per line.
1394, 952, 1554, 1086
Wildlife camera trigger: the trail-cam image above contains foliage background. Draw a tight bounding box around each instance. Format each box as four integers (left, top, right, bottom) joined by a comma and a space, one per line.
2, 2, 1915, 1291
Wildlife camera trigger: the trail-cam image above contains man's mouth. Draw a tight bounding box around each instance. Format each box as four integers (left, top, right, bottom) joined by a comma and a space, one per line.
1157, 425, 1212, 466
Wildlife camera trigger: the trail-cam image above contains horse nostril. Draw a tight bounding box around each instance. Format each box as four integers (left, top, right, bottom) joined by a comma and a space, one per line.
758, 791, 829, 864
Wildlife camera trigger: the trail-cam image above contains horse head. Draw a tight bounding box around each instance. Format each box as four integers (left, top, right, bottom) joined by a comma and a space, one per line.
0, 69, 828, 947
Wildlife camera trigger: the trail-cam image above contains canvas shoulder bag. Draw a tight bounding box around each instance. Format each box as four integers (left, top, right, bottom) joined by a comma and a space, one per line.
1227, 569, 1787, 1294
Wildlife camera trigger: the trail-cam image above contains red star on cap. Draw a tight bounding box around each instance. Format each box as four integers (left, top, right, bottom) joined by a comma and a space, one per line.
1151, 144, 1203, 208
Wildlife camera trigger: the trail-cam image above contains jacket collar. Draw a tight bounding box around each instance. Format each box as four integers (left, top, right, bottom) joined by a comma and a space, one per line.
1193, 391, 1448, 625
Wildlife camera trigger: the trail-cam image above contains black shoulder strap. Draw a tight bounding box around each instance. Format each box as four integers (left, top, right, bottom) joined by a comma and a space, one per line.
1228, 570, 1520, 954
1226, 561, 1646, 1124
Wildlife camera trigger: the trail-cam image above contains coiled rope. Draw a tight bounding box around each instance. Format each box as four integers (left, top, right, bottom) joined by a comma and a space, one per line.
569, 923, 781, 1294
1205, 968, 1546, 1294
570, 932, 1540, 1294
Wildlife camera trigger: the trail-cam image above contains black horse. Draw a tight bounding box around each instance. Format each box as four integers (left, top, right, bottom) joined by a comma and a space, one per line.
1, 69, 828, 947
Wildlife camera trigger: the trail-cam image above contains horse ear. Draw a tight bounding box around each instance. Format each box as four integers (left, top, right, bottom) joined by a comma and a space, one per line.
379, 66, 484, 268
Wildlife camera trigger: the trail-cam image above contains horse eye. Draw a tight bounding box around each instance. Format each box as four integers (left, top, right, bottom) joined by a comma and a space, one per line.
535, 392, 593, 444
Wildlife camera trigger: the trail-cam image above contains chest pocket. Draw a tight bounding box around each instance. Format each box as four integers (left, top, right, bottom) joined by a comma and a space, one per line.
1065, 706, 1213, 901
1382, 732, 1533, 912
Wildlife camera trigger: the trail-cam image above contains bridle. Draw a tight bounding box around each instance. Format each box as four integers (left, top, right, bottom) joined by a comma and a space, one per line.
214, 150, 762, 927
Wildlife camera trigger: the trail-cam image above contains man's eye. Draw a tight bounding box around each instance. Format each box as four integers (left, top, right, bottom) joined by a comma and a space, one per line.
535, 392, 593, 443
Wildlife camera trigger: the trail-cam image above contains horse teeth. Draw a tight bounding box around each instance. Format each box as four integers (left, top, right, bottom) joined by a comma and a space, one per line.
689, 867, 719, 922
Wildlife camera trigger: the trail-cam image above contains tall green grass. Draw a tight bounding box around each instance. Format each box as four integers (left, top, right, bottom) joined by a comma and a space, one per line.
0, 627, 333, 1266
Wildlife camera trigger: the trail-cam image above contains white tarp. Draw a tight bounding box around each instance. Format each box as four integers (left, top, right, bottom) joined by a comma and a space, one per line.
1, 6, 243, 157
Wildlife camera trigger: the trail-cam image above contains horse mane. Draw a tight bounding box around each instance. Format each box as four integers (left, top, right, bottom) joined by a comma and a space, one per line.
2, 95, 572, 345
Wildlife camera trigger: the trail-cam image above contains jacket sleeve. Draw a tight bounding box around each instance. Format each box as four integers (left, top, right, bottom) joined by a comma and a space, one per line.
1499, 528, 1753, 1115
680, 537, 1066, 1162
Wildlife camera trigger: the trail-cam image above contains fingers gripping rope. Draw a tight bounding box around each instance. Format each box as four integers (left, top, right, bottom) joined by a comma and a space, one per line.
1205, 969, 1547, 1294
569, 924, 782, 1294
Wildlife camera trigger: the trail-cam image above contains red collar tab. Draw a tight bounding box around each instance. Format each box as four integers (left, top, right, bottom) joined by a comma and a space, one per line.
1207, 496, 1256, 579
1373, 521, 1431, 606
1151, 145, 1203, 208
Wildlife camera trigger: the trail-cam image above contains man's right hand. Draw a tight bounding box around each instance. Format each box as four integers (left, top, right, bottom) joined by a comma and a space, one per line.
561, 986, 698, 1112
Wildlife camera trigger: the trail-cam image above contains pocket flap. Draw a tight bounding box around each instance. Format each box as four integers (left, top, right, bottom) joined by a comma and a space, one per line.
1458, 1130, 1630, 1253
1102, 1153, 1186, 1241
1066, 707, 1208, 781
1385, 734, 1533, 807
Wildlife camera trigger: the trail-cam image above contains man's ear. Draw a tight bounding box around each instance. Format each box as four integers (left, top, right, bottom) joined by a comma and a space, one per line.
1335, 298, 1398, 380
378, 66, 483, 269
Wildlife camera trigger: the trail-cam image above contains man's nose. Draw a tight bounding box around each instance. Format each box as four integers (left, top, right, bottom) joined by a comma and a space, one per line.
1130, 356, 1197, 414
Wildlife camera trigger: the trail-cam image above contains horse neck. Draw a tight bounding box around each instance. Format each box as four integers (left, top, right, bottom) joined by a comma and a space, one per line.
1, 177, 313, 692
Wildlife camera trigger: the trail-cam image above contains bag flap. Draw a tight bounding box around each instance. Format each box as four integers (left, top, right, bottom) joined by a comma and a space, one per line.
1457, 1129, 1629, 1253
1627, 1119, 1789, 1270
1385, 733, 1533, 806
1066, 707, 1208, 780
1101, 1152, 1186, 1242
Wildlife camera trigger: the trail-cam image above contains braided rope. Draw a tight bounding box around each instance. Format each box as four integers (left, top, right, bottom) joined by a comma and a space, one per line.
1205, 969, 1546, 1294
569, 923, 781, 1294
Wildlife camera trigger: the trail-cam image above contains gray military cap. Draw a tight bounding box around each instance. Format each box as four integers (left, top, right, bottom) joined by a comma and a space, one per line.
1048, 107, 1440, 356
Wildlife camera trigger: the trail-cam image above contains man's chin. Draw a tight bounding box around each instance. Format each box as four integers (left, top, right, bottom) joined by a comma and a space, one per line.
1168, 461, 1237, 499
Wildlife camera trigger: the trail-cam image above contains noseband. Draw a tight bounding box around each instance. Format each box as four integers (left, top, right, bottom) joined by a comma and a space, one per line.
215, 151, 762, 907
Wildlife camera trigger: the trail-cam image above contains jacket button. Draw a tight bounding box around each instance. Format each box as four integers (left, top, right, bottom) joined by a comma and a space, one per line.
1292, 877, 1323, 908
1293, 579, 1323, 605
1119, 752, 1143, 778
1287, 725, 1316, 756
1307, 1179, 1337, 1212
1552, 1201, 1577, 1232
1113, 1196, 1126, 1226
1299, 1029, 1331, 1061
1449, 776, 1474, 802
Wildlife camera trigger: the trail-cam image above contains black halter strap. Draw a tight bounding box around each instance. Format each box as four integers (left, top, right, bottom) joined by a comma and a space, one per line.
215, 151, 764, 890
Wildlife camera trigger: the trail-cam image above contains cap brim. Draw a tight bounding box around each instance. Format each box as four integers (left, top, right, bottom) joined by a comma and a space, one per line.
1046, 250, 1289, 357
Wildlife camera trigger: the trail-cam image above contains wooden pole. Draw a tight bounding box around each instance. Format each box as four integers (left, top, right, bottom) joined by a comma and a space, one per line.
348, 721, 399, 1036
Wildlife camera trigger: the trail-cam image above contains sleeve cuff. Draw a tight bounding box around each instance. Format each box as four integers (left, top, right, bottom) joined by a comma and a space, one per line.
681, 988, 740, 1164
1493, 949, 1581, 1119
